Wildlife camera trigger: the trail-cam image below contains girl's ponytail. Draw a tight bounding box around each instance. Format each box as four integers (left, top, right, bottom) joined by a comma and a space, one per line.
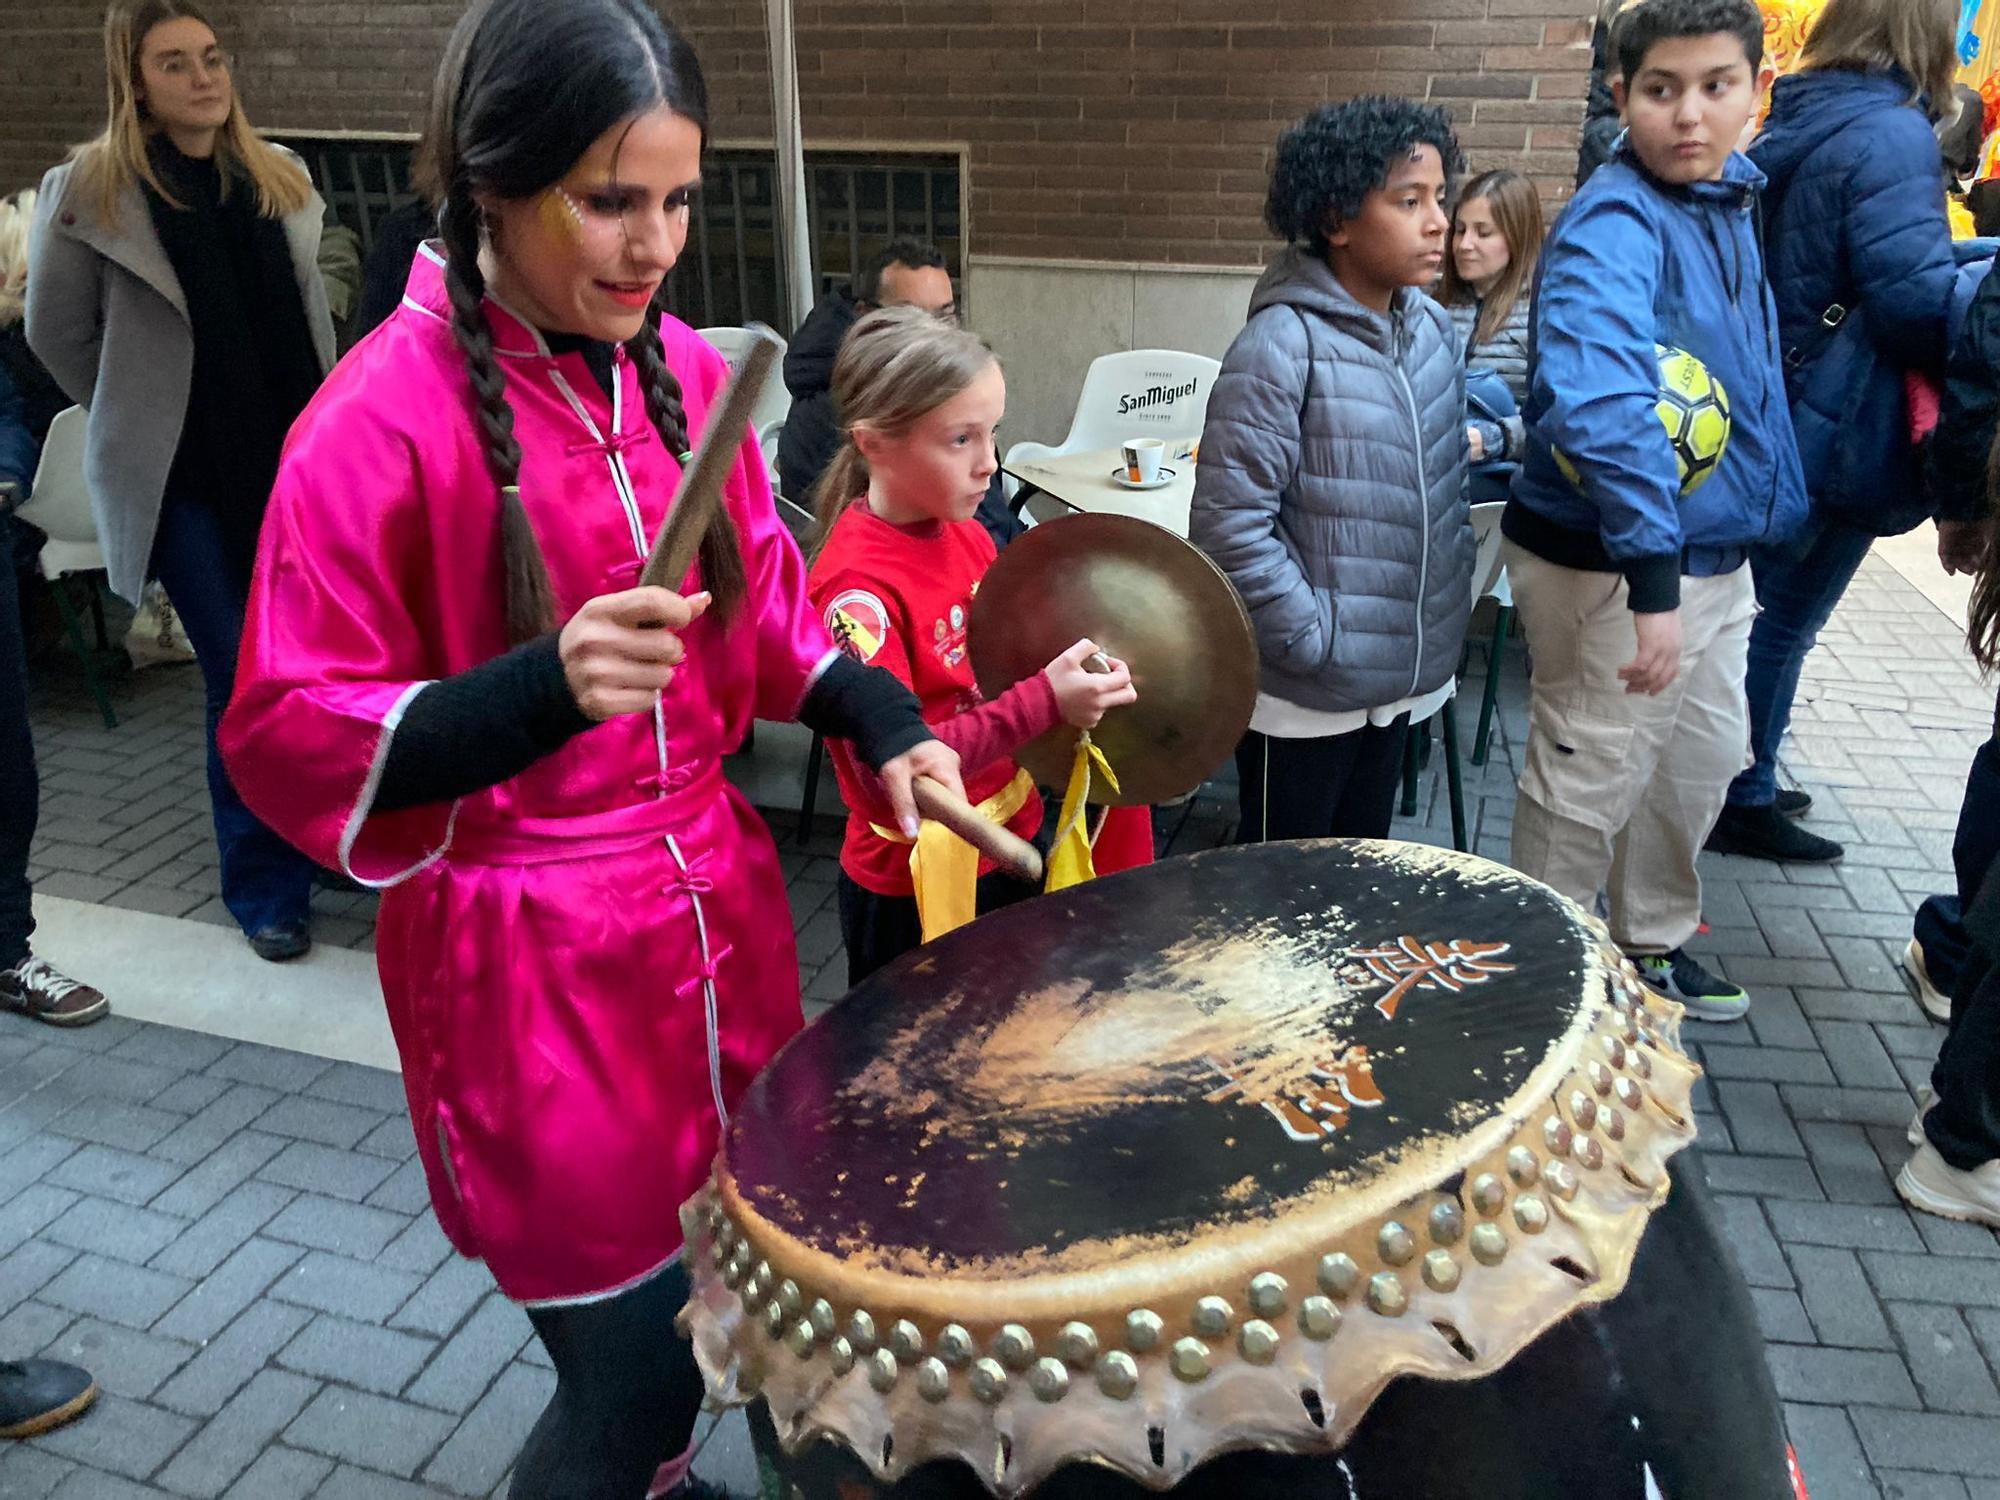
806, 443, 870, 564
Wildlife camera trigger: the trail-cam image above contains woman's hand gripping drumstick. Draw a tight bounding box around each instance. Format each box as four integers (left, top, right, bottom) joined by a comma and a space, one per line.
878, 744, 1042, 882
559, 587, 711, 721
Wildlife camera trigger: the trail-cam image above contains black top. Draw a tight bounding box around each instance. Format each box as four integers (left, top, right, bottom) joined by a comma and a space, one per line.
0, 324, 67, 446
351, 201, 434, 343
373, 641, 927, 813
371, 321, 930, 812
145, 138, 322, 579
544, 330, 618, 404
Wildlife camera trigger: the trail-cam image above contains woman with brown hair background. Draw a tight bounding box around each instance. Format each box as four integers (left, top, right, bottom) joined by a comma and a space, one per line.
1438, 167, 1545, 466
26, 0, 334, 962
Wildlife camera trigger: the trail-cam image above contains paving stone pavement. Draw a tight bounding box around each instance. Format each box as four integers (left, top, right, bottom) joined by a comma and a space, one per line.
6, 551, 1999, 1499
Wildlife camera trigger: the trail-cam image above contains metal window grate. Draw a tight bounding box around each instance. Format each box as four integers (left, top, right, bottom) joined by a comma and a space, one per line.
272, 135, 963, 331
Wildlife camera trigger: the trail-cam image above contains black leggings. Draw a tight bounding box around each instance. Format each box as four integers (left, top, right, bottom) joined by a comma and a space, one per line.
839, 869, 1044, 986
1232, 719, 1411, 844
509, 1261, 706, 1500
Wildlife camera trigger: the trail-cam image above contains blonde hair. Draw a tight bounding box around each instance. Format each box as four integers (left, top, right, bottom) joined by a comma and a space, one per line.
808, 305, 1000, 560
1801, 0, 1960, 119
0, 190, 33, 328
70, 0, 311, 229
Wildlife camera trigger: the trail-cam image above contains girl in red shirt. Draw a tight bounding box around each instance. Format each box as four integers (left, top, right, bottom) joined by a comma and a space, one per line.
807, 306, 1136, 982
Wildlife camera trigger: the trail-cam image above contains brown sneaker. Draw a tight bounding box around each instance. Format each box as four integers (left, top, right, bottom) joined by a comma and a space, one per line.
0, 956, 109, 1028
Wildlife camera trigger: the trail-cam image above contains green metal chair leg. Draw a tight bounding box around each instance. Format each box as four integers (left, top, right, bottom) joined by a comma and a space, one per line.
1400, 719, 1421, 817
797, 729, 826, 846
1442, 697, 1467, 852
1472, 604, 1512, 767
49, 573, 118, 730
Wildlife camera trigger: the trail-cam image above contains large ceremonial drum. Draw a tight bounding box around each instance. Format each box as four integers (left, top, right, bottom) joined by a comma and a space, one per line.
682, 843, 1795, 1500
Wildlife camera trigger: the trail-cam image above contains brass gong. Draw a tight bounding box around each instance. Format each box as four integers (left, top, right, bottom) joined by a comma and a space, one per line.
968, 513, 1258, 807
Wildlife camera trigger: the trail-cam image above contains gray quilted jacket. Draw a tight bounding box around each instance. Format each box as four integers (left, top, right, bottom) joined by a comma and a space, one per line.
1446, 295, 1532, 404
1447, 294, 1531, 461
1191, 248, 1472, 715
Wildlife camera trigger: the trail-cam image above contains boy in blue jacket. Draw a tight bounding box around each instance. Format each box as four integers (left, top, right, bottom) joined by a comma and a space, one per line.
1503, 0, 1806, 1022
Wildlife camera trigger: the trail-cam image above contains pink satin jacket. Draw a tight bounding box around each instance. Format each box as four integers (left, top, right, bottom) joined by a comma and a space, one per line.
223, 245, 835, 1303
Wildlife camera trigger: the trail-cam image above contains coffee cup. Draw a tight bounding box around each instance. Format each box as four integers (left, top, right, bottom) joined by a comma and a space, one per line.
1122, 438, 1165, 485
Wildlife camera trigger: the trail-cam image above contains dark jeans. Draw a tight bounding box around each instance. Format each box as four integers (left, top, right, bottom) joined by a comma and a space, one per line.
1728, 515, 1875, 808
1233, 718, 1410, 844
0, 517, 36, 970
510, 1261, 706, 1500
839, 868, 1041, 987
1913, 724, 2000, 1001
150, 496, 313, 936
1927, 842, 2000, 1170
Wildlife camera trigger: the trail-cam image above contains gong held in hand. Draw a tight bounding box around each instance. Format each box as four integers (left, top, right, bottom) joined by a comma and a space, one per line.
969, 514, 1258, 807
676, 843, 1769, 1497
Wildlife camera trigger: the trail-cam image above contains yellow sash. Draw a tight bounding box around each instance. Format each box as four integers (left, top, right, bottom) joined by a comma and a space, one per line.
870, 769, 1036, 941
1045, 734, 1119, 893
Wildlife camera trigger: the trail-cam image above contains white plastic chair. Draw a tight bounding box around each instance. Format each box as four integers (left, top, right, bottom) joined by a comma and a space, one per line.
1003, 349, 1221, 508
1466, 500, 1514, 767
14, 407, 118, 727
699, 325, 791, 485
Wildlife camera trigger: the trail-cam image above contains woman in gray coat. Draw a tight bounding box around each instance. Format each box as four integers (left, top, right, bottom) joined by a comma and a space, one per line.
1191, 98, 1473, 844
27, 0, 334, 961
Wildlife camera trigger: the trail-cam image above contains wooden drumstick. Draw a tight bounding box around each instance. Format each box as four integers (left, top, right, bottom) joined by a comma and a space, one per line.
911, 776, 1045, 883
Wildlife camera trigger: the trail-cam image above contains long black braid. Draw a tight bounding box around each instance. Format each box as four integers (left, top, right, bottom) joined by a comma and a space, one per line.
625, 302, 747, 623
438, 184, 562, 645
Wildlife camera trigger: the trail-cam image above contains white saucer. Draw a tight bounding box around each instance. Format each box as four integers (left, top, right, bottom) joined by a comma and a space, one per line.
1111, 465, 1176, 491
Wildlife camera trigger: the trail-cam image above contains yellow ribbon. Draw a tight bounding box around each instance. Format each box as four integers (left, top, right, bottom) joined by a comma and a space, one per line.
1045, 734, 1120, 894
870, 769, 1036, 942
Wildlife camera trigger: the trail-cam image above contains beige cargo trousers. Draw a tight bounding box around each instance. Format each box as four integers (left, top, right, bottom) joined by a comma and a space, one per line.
1504, 541, 1757, 955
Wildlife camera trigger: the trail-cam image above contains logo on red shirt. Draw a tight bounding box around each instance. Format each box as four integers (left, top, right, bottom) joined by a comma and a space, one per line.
825, 590, 891, 663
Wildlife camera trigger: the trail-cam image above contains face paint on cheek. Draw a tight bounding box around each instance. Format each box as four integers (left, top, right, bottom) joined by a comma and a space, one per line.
537, 187, 587, 247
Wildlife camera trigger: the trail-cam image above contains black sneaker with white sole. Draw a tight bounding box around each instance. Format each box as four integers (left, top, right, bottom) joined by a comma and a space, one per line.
1632, 948, 1749, 1022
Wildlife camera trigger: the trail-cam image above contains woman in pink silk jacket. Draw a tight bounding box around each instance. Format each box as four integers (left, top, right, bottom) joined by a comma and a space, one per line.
220, 2, 958, 1494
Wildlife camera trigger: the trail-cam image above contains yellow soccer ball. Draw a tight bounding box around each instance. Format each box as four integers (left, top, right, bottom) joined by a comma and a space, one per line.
1553, 344, 1732, 494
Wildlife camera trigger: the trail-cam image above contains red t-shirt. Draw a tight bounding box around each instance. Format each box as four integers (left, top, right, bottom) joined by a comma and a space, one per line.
808, 503, 1057, 896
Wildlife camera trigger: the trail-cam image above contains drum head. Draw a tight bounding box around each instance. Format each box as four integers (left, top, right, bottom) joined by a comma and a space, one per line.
684, 843, 1701, 1494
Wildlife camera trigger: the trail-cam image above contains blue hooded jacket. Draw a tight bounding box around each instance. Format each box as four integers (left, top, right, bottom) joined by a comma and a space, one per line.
1750, 68, 1957, 535
1507, 143, 1807, 612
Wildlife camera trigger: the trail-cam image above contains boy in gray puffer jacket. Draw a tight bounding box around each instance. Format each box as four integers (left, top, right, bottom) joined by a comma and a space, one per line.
1191, 97, 1473, 843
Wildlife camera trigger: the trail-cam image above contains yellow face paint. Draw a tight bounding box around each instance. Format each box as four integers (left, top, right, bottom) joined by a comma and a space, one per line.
536, 186, 586, 247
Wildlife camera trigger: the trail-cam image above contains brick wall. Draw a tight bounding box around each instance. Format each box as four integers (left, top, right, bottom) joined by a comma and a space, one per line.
3, 0, 1593, 267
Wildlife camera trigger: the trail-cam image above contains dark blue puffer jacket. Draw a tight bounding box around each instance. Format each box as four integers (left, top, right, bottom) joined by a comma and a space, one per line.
1752, 67, 1956, 534
1508, 145, 1805, 612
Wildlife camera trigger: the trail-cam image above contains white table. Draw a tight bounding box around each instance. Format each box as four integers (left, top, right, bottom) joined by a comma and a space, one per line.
1003, 446, 1198, 538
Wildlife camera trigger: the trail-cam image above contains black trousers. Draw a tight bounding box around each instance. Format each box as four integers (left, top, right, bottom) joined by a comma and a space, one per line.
839, 869, 1041, 987
508, 1261, 706, 1499
0, 517, 37, 971
1927, 827, 2000, 1170
1914, 723, 2000, 999
1232, 718, 1410, 845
